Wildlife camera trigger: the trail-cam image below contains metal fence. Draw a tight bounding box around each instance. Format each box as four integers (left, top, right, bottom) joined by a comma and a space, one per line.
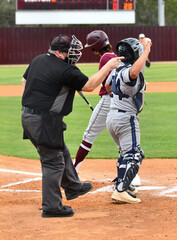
0, 26, 177, 64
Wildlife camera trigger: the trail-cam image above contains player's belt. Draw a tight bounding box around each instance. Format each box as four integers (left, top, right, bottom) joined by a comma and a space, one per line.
118, 109, 126, 113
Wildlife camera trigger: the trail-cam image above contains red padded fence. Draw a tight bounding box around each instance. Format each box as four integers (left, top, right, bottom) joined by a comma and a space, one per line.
0, 26, 177, 64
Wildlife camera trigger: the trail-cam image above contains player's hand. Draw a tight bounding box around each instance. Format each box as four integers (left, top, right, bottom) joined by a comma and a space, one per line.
143, 37, 152, 53
108, 56, 125, 70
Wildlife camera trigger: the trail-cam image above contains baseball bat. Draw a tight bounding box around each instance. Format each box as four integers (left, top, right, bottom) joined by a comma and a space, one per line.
77, 91, 94, 111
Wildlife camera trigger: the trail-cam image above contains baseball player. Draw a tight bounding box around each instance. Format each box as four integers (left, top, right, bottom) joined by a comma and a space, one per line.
73, 30, 117, 170
21, 34, 122, 217
106, 37, 152, 203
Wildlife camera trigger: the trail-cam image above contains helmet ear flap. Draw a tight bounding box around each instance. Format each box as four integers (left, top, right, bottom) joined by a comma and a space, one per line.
116, 43, 134, 63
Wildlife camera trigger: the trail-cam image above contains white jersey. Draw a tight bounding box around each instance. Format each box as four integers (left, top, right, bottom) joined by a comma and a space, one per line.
106, 62, 146, 114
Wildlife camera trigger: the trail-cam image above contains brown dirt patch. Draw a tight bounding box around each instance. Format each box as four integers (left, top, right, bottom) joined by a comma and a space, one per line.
0, 155, 177, 240
0, 82, 177, 96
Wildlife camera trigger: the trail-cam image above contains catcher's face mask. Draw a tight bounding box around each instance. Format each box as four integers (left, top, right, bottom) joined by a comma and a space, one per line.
67, 35, 83, 65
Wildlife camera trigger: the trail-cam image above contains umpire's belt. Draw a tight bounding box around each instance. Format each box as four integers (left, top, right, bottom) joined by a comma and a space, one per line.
23, 107, 45, 115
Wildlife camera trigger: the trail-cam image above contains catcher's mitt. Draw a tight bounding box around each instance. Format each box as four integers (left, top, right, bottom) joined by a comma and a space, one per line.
146, 60, 151, 68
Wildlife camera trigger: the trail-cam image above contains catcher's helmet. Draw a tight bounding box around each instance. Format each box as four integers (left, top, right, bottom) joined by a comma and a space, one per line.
85, 30, 110, 51
116, 38, 142, 63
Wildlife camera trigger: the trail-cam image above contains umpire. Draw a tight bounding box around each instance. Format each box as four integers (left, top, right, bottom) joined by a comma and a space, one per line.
21, 34, 121, 218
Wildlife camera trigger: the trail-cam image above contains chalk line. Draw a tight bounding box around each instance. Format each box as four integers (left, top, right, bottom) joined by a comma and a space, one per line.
1, 177, 41, 188
0, 168, 41, 176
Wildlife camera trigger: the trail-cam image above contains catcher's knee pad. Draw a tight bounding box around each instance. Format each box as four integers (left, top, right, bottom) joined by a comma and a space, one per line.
116, 148, 144, 192
136, 145, 145, 164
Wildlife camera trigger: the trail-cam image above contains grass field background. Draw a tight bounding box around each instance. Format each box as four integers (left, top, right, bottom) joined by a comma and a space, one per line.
0, 62, 176, 159
0, 62, 177, 85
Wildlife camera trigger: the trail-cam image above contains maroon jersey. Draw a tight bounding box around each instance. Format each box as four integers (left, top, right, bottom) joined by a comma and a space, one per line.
99, 51, 117, 96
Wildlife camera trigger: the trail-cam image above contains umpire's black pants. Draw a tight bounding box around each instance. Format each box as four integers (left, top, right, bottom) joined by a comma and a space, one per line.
22, 110, 82, 211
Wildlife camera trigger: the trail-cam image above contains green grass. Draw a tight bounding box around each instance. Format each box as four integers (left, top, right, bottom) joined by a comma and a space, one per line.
143, 62, 177, 82
0, 65, 27, 85
0, 62, 176, 85
0, 93, 177, 159
0, 64, 99, 85
0, 62, 176, 159
140, 93, 177, 158
77, 63, 99, 77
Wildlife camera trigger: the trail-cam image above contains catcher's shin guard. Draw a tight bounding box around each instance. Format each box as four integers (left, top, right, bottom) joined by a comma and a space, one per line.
116, 149, 144, 192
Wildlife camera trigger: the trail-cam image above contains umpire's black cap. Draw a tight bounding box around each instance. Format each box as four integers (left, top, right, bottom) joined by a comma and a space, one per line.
50, 34, 72, 53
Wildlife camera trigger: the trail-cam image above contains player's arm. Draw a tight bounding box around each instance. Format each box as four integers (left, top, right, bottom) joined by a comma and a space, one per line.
82, 57, 124, 92
129, 39, 152, 80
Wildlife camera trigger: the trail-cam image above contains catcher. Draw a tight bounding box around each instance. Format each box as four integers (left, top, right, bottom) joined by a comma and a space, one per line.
106, 37, 152, 203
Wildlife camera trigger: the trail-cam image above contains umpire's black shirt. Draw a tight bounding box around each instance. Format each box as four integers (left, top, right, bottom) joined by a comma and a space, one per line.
22, 53, 88, 115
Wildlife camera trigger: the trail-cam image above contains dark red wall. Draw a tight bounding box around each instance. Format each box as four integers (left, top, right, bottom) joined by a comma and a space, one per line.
0, 26, 177, 64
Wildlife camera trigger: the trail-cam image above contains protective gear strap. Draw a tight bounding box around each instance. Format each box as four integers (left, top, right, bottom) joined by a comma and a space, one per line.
111, 65, 146, 112
132, 72, 146, 113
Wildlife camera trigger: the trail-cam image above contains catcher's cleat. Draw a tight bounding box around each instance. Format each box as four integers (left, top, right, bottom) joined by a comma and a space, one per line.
111, 190, 141, 204
112, 178, 138, 196
131, 174, 141, 186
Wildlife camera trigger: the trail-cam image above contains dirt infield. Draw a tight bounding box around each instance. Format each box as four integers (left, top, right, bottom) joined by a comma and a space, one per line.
1, 81, 177, 96
0, 83, 177, 240
0, 156, 177, 240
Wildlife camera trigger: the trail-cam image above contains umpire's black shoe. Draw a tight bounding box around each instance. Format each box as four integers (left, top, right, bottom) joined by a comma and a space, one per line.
66, 182, 93, 200
42, 205, 74, 218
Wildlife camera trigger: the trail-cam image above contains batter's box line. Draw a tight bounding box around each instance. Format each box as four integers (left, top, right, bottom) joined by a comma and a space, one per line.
0, 177, 42, 188
0, 169, 112, 183
1, 168, 176, 197
0, 168, 41, 176
89, 185, 167, 194
158, 186, 177, 197
0, 189, 41, 192
0, 168, 42, 192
